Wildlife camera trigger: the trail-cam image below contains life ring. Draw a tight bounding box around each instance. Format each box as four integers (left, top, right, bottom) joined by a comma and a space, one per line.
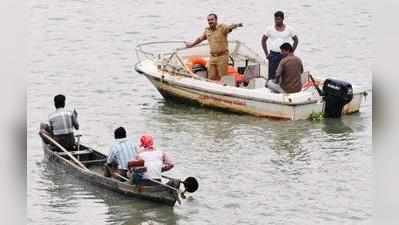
227, 66, 245, 86
186, 56, 207, 71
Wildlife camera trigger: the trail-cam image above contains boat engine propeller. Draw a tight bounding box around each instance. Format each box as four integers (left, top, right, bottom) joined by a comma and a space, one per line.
182, 177, 199, 193
163, 175, 199, 200
178, 177, 199, 199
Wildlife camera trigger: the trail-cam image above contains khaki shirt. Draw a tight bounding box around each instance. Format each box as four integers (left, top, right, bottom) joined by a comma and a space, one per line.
276, 55, 304, 93
204, 24, 231, 55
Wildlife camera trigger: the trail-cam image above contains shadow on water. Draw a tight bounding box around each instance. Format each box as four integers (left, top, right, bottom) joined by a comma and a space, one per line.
322, 117, 354, 134
40, 159, 180, 225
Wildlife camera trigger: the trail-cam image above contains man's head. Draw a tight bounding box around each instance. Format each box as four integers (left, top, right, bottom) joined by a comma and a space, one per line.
54, 94, 66, 109
274, 11, 285, 27
140, 134, 154, 150
280, 42, 293, 56
114, 127, 127, 139
207, 13, 218, 29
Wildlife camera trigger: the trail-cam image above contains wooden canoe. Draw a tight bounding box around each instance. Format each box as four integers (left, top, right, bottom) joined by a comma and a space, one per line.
38, 130, 180, 206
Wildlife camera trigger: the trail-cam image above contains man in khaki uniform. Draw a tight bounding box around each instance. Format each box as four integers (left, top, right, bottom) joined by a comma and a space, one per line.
185, 13, 243, 80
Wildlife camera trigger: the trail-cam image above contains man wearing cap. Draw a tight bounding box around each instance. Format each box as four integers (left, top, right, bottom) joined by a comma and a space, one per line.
104, 127, 137, 180
129, 134, 174, 185
48, 94, 79, 150
185, 13, 243, 81
261, 10, 299, 80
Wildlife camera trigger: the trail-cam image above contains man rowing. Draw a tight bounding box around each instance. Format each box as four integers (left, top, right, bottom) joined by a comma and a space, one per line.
47, 94, 79, 150
185, 13, 243, 81
129, 134, 174, 186
104, 127, 137, 180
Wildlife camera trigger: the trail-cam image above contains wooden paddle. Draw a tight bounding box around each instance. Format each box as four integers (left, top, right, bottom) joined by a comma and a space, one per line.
308, 73, 324, 96
40, 131, 89, 171
114, 173, 182, 204
128, 160, 198, 194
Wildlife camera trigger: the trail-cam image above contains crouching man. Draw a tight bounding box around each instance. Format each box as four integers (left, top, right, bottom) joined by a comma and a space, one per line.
104, 127, 137, 181
266, 42, 303, 94
128, 134, 174, 186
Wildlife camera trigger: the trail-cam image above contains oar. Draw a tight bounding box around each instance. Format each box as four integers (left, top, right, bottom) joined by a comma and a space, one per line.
114, 172, 180, 193
114, 173, 182, 204
128, 160, 198, 198
40, 131, 89, 171
308, 73, 324, 96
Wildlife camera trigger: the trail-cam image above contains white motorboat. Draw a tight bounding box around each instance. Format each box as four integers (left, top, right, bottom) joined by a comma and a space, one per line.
134, 41, 367, 120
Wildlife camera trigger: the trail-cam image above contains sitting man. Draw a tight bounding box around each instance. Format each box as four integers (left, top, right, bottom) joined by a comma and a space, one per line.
48, 94, 79, 150
129, 134, 174, 186
104, 127, 137, 180
266, 42, 303, 94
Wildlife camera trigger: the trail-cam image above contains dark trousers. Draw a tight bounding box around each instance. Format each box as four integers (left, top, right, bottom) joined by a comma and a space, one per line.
41, 123, 75, 151
267, 51, 283, 80
53, 133, 75, 151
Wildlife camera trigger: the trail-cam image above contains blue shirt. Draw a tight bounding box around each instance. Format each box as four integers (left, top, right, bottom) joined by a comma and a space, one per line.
106, 138, 137, 170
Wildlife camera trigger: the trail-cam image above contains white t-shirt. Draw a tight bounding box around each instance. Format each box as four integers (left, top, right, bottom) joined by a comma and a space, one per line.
139, 150, 164, 179
264, 25, 296, 52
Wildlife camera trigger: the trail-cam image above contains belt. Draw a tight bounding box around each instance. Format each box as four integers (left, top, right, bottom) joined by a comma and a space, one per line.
210, 50, 228, 57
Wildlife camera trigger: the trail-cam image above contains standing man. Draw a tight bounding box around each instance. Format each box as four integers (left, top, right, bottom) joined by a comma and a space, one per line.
185, 13, 243, 81
48, 94, 79, 150
266, 43, 303, 93
104, 127, 137, 180
261, 11, 299, 80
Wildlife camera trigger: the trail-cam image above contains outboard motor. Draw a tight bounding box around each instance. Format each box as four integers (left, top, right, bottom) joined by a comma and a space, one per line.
322, 79, 353, 118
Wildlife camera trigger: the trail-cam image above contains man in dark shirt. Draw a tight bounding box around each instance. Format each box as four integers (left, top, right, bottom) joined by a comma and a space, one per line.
266, 42, 303, 93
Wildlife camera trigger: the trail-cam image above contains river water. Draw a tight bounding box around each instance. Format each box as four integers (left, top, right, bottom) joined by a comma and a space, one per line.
27, 0, 372, 224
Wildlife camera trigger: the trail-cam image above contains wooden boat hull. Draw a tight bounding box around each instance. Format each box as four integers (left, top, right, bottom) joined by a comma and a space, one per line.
40, 132, 178, 206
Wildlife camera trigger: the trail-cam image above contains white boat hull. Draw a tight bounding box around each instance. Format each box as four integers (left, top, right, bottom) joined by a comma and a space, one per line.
135, 60, 366, 120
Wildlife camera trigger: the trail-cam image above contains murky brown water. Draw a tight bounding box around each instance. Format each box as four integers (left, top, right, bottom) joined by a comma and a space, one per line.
28, 0, 372, 224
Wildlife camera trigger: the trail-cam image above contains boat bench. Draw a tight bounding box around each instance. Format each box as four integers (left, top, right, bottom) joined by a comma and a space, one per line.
58, 149, 92, 156
80, 159, 107, 165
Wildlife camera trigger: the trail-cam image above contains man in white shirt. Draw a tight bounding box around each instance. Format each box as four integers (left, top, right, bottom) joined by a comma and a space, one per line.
261, 11, 299, 80
130, 134, 174, 186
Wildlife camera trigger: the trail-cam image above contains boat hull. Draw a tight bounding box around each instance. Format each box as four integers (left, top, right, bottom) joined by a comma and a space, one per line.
146, 74, 323, 120
41, 134, 178, 206
138, 67, 366, 120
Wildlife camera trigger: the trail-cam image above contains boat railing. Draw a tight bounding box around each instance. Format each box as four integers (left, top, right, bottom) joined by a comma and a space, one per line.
136, 40, 264, 63
135, 40, 267, 80
135, 41, 186, 63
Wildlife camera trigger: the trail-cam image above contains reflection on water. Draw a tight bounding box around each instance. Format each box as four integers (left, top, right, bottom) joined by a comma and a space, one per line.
28, 0, 372, 224
322, 118, 354, 135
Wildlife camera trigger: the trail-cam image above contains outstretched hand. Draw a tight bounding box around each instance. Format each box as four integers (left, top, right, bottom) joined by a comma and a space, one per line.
184, 41, 192, 48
